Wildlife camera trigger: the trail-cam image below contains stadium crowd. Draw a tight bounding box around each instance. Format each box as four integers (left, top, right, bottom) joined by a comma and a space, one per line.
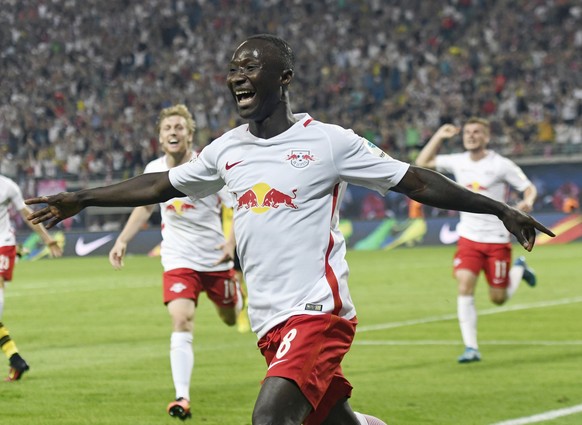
1, 0, 581, 206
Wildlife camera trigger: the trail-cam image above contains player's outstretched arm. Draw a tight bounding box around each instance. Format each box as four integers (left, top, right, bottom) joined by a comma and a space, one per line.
25, 172, 183, 229
393, 166, 555, 251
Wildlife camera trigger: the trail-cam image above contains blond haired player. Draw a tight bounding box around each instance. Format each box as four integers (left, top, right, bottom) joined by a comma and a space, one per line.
108, 104, 244, 420
416, 118, 538, 363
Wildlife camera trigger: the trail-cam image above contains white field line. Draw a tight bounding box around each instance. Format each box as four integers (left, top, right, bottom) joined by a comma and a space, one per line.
357, 296, 582, 333
354, 340, 582, 346
489, 403, 582, 425
6, 280, 158, 297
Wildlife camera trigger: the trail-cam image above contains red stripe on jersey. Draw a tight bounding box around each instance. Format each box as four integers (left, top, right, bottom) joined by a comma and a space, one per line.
324, 183, 342, 315
303, 118, 313, 127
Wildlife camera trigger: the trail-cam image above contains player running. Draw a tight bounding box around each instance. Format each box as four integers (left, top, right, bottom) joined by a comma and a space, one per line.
416, 120, 539, 363
107, 104, 246, 420
25, 35, 553, 424
1, 174, 62, 381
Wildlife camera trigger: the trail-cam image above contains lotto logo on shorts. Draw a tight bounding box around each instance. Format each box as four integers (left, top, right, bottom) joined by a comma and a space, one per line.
169, 282, 187, 293
304, 303, 322, 311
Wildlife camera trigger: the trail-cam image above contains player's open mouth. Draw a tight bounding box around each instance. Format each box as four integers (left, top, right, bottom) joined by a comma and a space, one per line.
235, 90, 256, 106
169, 139, 179, 145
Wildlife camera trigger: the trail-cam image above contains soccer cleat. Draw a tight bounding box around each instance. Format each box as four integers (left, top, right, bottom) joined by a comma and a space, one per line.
457, 347, 481, 363
6, 354, 30, 382
514, 256, 537, 287
167, 397, 191, 420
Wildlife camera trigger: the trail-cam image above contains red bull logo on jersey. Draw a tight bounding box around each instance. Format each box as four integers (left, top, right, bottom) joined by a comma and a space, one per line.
286, 150, 316, 169
165, 199, 196, 215
235, 183, 298, 213
466, 182, 488, 192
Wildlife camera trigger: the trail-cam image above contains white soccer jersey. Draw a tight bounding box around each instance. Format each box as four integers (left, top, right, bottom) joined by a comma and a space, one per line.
435, 151, 532, 243
169, 113, 409, 337
0, 175, 25, 247
144, 154, 233, 272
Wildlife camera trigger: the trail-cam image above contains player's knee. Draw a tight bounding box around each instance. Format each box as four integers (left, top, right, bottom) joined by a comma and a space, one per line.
219, 309, 236, 326
171, 315, 193, 332
490, 295, 506, 305
223, 316, 236, 327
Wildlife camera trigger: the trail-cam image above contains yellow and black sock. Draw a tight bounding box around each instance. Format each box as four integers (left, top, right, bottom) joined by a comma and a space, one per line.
0, 322, 19, 360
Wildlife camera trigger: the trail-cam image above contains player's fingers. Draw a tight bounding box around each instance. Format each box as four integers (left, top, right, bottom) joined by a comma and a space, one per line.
30, 210, 55, 225
26, 207, 49, 221
533, 220, 555, 237
520, 228, 536, 252
214, 253, 232, 265
45, 217, 61, 229
24, 196, 48, 205
109, 252, 123, 269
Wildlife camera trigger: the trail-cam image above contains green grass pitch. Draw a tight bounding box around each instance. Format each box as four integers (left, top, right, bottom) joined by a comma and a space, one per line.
3, 243, 582, 424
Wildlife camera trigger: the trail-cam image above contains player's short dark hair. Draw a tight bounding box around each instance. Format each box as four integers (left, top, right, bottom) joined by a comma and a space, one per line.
247, 34, 295, 70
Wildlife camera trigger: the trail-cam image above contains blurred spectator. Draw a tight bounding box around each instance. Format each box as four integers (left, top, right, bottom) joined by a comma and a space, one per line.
553, 182, 581, 213
360, 193, 387, 220
1, 0, 582, 225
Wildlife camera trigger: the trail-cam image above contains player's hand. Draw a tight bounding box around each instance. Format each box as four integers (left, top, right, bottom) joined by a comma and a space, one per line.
214, 240, 235, 265
434, 124, 460, 141
47, 241, 63, 258
514, 200, 534, 213
25, 192, 83, 229
109, 241, 127, 270
499, 206, 555, 251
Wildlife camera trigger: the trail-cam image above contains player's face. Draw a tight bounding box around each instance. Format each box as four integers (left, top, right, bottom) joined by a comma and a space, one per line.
227, 39, 286, 121
159, 115, 192, 154
462, 123, 489, 152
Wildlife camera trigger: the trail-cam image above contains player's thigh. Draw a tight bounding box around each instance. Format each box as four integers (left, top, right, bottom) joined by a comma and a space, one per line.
253, 376, 312, 425
321, 398, 360, 425
454, 269, 479, 295
0, 246, 17, 284
258, 314, 356, 418
482, 243, 512, 288
167, 298, 196, 321
162, 268, 203, 305
201, 269, 237, 308
454, 238, 486, 275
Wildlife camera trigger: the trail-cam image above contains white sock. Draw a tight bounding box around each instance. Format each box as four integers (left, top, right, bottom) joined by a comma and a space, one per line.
170, 332, 193, 400
355, 412, 368, 425
507, 264, 524, 299
457, 295, 478, 349
354, 412, 387, 425
0, 287, 4, 319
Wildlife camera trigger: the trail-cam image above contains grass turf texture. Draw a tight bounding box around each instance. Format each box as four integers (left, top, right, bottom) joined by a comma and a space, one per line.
2, 243, 582, 425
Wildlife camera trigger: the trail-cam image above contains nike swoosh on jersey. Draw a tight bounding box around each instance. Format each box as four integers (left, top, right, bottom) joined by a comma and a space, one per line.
439, 223, 459, 244
225, 160, 243, 170
75, 234, 115, 256
267, 359, 289, 371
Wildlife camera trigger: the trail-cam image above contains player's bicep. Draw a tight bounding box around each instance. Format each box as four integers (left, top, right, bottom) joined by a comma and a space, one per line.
334, 134, 409, 194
